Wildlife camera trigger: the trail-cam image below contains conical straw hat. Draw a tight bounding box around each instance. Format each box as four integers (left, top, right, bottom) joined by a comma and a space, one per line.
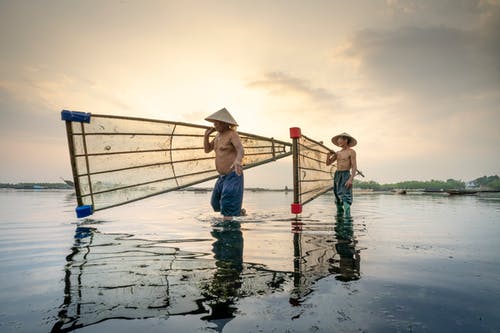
331, 132, 357, 147
205, 108, 238, 126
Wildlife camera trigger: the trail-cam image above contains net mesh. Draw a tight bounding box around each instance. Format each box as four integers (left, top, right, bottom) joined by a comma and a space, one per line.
295, 134, 336, 205
66, 114, 291, 211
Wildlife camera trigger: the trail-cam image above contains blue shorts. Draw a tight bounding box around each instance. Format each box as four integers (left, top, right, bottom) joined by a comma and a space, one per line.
333, 170, 353, 205
211, 171, 244, 216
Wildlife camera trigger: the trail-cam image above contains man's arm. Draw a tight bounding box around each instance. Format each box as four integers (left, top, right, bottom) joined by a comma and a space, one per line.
230, 132, 245, 175
346, 149, 357, 188
204, 127, 216, 153
326, 151, 337, 166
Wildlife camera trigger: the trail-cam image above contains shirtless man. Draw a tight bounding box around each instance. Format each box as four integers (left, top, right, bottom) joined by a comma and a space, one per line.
326, 132, 357, 216
204, 108, 245, 220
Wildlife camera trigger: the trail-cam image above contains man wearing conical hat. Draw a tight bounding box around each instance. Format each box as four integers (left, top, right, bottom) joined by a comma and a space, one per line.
204, 108, 245, 219
326, 132, 358, 216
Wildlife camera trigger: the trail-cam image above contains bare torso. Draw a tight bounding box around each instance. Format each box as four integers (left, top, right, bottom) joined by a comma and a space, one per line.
336, 148, 354, 171
325, 137, 358, 188
214, 130, 242, 175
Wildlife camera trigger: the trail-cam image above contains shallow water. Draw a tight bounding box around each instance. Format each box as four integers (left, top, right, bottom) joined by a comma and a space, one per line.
0, 189, 499, 332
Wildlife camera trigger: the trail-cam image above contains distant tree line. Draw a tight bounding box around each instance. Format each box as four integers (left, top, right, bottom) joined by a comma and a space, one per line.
473, 175, 500, 189
1, 175, 499, 191
353, 175, 500, 191
0, 182, 72, 189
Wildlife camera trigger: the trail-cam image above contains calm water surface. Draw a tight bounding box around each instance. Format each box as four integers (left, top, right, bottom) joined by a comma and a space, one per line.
0, 189, 499, 332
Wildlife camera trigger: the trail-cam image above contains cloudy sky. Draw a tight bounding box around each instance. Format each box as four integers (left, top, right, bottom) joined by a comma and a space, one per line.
1, 0, 499, 188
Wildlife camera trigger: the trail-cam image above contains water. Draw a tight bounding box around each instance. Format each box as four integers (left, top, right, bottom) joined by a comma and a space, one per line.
0, 189, 499, 332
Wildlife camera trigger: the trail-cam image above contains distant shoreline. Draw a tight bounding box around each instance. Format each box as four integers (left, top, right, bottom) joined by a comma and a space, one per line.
0, 182, 291, 192
1, 183, 499, 194
1, 174, 499, 192
0, 182, 72, 190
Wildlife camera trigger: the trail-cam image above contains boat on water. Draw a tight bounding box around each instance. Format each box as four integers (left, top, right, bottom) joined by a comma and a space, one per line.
60, 178, 74, 187
423, 189, 445, 193
446, 189, 478, 195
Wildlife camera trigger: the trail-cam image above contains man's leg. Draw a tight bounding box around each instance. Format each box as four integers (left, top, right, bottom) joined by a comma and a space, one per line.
333, 173, 344, 215
339, 172, 353, 217
220, 172, 244, 219
211, 176, 223, 212
343, 201, 351, 217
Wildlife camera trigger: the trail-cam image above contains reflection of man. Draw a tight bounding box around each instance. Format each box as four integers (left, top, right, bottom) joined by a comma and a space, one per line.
202, 221, 244, 330
330, 216, 360, 281
204, 108, 245, 220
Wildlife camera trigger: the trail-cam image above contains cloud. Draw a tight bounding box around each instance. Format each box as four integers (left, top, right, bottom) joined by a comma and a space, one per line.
384, 0, 483, 23
0, 85, 59, 137
336, 4, 500, 101
339, 27, 493, 98
0, 67, 135, 135
247, 71, 338, 107
244, 71, 344, 136
245, 71, 349, 140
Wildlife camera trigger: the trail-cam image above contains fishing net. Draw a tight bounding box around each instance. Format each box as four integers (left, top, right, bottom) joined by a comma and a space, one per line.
63, 112, 292, 213
292, 133, 336, 208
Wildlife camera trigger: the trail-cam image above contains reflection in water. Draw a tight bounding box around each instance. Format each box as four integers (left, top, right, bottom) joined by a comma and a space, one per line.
200, 221, 244, 331
51, 224, 290, 332
290, 215, 361, 305
51, 226, 213, 332
331, 216, 361, 282
52, 215, 361, 331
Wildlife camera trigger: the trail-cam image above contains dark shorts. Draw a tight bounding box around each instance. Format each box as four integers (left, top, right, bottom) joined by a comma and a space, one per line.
333, 170, 353, 205
211, 171, 244, 216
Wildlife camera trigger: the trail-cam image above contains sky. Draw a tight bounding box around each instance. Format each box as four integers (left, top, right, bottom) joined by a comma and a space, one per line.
1, 0, 499, 188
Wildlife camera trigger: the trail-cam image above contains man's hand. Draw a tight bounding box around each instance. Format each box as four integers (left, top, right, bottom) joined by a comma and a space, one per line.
204, 127, 216, 153
326, 151, 337, 165
205, 127, 216, 136
345, 178, 353, 188
232, 160, 243, 176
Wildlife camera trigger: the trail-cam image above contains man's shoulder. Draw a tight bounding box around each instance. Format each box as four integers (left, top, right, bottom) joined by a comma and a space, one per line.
340, 147, 356, 155
221, 128, 237, 134
229, 129, 241, 139
219, 129, 240, 141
